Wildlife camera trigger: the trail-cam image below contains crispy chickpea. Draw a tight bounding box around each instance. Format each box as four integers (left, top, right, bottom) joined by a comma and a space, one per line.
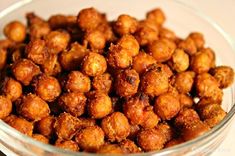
75, 126, 105, 152
25, 39, 49, 65
210, 66, 234, 89
154, 93, 180, 120
188, 32, 205, 50
119, 139, 141, 153
55, 139, 79, 151
128, 124, 140, 140
115, 69, 140, 97
0, 39, 14, 49
60, 42, 89, 71
165, 138, 184, 148
12, 59, 41, 86
4, 115, 33, 136
1, 77, 22, 102
137, 128, 165, 151
59, 92, 87, 117
147, 39, 176, 62
0, 96, 12, 119
201, 47, 216, 68
41, 54, 62, 76
190, 51, 212, 74
132, 52, 156, 74
146, 8, 166, 26
92, 73, 112, 93
134, 25, 158, 46
82, 52, 107, 76
32, 134, 49, 144
159, 27, 176, 41
156, 122, 174, 142
174, 71, 195, 94
178, 38, 197, 56
17, 94, 50, 121
117, 35, 139, 57
4, 21, 26, 43
101, 112, 130, 142
97, 144, 124, 154
154, 63, 173, 78
48, 14, 77, 29
65, 71, 91, 93
114, 14, 138, 36
36, 116, 55, 138
77, 117, 96, 128
179, 94, 193, 108
84, 30, 106, 52
45, 31, 70, 54
87, 91, 112, 119
168, 49, 189, 72
54, 113, 79, 140
141, 107, 160, 129
10, 43, 25, 63
0, 48, 7, 70
97, 22, 116, 42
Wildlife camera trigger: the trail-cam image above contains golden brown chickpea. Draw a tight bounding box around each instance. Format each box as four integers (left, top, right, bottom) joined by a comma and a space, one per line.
12, 59, 41, 86
75, 126, 105, 152
179, 94, 193, 108
17, 94, 50, 121
138, 19, 159, 32
32, 134, 49, 144
114, 14, 138, 36
0, 39, 14, 49
41, 54, 62, 76
174, 71, 195, 94
0, 48, 7, 70
132, 52, 156, 74
137, 128, 165, 151
101, 112, 130, 142
55, 139, 79, 151
146, 8, 166, 27
4, 115, 33, 136
48, 14, 77, 29
54, 113, 79, 140
65, 71, 91, 93
84, 30, 106, 52
165, 138, 184, 148
159, 27, 176, 41
9, 43, 26, 64
168, 49, 189, 72
154, 93, 180, 120
4, 21, 26, 43
77, 117, 96, 128
190, 51, 212, 74
107, 44, 132, 69
0, 96, 12, 119
154, 63, 173, 78
96, 22, 116, 42
128, 124, 140, 140
210, 66, 234, 89
97, 144, 124, 154
60, 42, 89, 71
25, 39, 49, 65
178, 38, 197, 56
115, 69, 140, 97
45, 31, 70, 54
156, 122, 174, 143
119, 139, 141, 153
87, 91, 112, 119
117, 35, 139, 57
58, 92, 87, 117
141, 107, 160, 129
147, 39, 176, 62
77, 7, 103, 31
1, 77, 22, 102
188, 32, 205, 50
92, 73, 112, 93
134, 25, 158, 46
82, 52, 107, 77
201, 47, 216, 68
36, 116, 55, 138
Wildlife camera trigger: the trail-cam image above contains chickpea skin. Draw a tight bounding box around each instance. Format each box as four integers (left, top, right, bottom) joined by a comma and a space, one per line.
4, 21, 26, 43
0, 96, 12, 119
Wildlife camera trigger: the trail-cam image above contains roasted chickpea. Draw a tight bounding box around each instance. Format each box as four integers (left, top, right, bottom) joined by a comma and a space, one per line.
101, 112, 130, 142
84, 30, 106, 52
190, 51, 212, 74
10, 43, 25, 63
48, 14, 77, 29
119, 139, 141, 153
134, 25, 158, 46
65, 71, 91, 93
0, 39, 14, 49
146, 8, 165, 26
174, 71, 195, 94
59, 92, 87, 117
36, 116, 55, 138
154, 63, 173, 78
115, 69, 140, 97
156, 122, 174, 142
188, 32, 205, 50
4, 115, 33, 136
154, 93, 180, 120
128, 124, 140, 140
92, 73, 112, 93
55, 139, 79, 151
32, 134, 49, 144
201, 47, 216, 68
25, 39, 49, 65
17, 94, 50, 121
159, 27, 176, 41
45, 31, 70, 54
210, 66, 234, 89
41, 54, 62, 76
60, 42, 89, 71
0, 48, 7, 70
1, 77, 22, 102
141, 107, 160, 129
12, 59, 41, 86
178, 38, 197, 56
165, 138, 184, 148
117, 35, 139, 57
4, 21, 26, 43
82, 52, 107, 76
75, 126, 105, 152
0, 96, 12, 119
179, 94, 193, 108
97, 22, 116, 42
97, 144, 124, 154
168, 49, 189, 72
147, 39, 176, 62
77, 117, 96, 128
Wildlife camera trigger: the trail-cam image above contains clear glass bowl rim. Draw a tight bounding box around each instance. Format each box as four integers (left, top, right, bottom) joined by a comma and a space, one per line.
0, 0, 235, 155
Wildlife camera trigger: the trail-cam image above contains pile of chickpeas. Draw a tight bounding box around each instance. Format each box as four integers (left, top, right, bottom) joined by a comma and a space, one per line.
0, 7, 234, 154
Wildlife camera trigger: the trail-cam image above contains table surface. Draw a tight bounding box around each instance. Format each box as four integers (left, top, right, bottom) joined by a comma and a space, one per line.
0, 0, 235, 156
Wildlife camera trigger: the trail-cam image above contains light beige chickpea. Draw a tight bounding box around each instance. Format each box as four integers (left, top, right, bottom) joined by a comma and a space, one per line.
4, 21, 26, 43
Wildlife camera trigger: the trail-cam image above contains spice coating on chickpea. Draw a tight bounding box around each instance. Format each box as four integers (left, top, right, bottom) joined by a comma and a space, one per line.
84, 30, 106, 52
117, 35, 139, 57
36, 116, 55, 138
141, 107, 160, 129
119, 139, 141, 153
0, 96, 12, 119
41, 54, 62, 76
174, 71, 195, 94
4, 21, 26, 43
32, 134, 49, 144
169, 49, 189, 72
92, 73, 112, 93
55, 139, 80, 151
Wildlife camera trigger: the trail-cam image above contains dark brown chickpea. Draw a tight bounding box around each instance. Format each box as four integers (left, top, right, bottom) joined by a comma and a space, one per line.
87, 91, 112, 119
159, 27, 176, 41
115, 69, 140, 97
25, 39, 49, 65
117, 35, 139, 57
101, 112, 130, 142
84, 30, 106, 52
119, 139, 141, 153
0, 48, 7, 70
174, 71, 195, 94
178, 38, 197, 56
32, 134, 49, 144
92, 73, 112, 93
210, 66, 234, 89
12, 59, 41, 86
55, 139, 79, 151
134, 25, 158, 46
75, 126, 105, 152
4, 115, 33, 136
17, 94, 50, 121
97, 144, 124, 154
58, 92, 87, 117
179, 94, 194, 108
65, 71, 91, 93
188, 32, 205, 50
36, 116, 55, 138
82, 52, 107, 77
60, 42, 89, 71
146, 8, 166, 26
168, 49, 189, 72
190, 51, 212, 74
41, 54, 62, 76
45, 31, 70, 54
0, 96, 12, 119
4, 21, 26, 43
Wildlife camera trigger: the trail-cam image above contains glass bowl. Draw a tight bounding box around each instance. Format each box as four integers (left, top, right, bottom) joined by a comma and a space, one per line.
0, 0, 235, 156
